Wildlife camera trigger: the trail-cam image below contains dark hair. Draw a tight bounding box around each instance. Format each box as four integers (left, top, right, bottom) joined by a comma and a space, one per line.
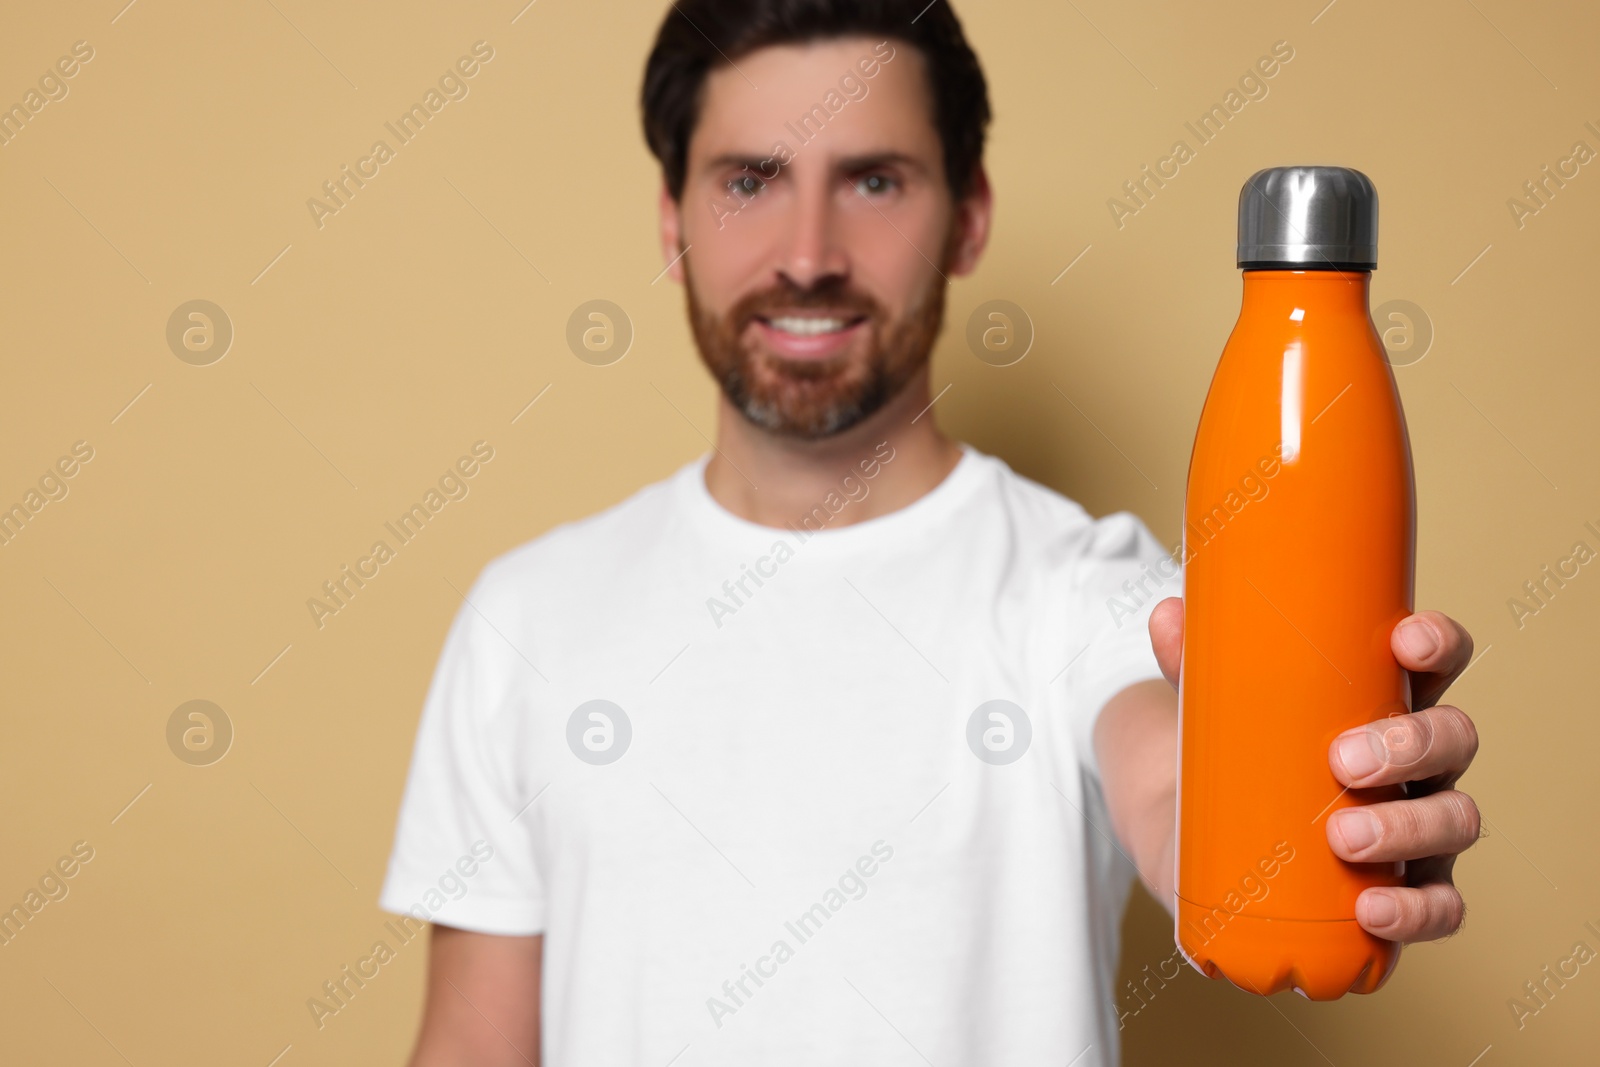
641, 0, 991, 201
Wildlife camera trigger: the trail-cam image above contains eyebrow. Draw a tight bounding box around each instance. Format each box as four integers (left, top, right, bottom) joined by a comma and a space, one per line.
835, 152, 927, 176
698, 150, 930, 178
701, 153, 776, 174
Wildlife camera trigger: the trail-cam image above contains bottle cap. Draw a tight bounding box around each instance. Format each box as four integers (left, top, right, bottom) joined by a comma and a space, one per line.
1237, 166, 1378, 270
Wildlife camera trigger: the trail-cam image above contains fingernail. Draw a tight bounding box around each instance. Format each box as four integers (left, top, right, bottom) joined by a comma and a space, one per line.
1362, 892, 1399, 927
1335, 729, 1386, 780
1398, 619, 1439, 661
1334, 809, 1380, 853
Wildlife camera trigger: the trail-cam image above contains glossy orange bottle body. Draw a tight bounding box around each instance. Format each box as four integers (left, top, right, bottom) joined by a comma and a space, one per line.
1176, 269, 1415, 1000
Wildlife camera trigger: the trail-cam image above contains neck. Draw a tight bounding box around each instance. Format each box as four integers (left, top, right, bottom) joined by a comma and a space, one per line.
704, 365, 964, 530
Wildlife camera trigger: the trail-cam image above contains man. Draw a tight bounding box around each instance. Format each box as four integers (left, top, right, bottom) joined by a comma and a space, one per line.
380, 2, 1482, 1063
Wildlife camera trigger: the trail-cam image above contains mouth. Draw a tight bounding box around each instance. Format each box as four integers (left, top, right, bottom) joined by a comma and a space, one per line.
751, 312, 870, 360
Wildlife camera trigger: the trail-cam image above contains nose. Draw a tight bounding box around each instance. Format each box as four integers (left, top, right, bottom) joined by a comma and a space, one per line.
775, 173, 849, 291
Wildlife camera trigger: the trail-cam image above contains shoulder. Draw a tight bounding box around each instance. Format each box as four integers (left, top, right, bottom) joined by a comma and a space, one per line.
971, 448, 1162, 568
466, 460, 692, 611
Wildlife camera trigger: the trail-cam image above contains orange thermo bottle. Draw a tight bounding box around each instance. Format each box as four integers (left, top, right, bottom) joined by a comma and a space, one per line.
1176, 166, 1414, 999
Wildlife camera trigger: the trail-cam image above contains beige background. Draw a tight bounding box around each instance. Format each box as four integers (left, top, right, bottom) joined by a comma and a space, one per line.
2, 0, 1595, 1063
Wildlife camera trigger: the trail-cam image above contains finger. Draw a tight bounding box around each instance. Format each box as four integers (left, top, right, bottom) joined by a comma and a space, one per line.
1327, 789, 1481, 864
1328, 704, 1480, 790
1391, 611, 1474, 710
1148, 597, 1183, 688
1356, 882, 1467, 943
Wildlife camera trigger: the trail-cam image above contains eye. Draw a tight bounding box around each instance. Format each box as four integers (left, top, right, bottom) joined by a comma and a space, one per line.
727, 173, 765, 199
853, 173, 898, 197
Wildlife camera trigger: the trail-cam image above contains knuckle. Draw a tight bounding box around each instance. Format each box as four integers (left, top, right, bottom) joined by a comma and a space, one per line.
1444, 790, 1483, 848
1380, 714, 1435, 770
1394, 797, 1428, 842
1417, 704, 1477, 775
1448, 705, 1481, 764
1430, 885, 1467, 938
1376, 793, 1470, 858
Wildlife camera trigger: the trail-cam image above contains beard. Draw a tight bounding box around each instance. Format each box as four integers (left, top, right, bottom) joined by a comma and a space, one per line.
684, 261, 949, 441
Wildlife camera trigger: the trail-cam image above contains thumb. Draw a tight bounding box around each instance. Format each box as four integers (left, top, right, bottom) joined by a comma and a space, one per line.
1149, 596, 1184, 688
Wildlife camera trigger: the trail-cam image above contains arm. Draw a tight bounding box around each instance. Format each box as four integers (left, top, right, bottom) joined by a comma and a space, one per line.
408, 927, 542, 1067
1093, 677, 1180, 914
1093, 597, 1482, 946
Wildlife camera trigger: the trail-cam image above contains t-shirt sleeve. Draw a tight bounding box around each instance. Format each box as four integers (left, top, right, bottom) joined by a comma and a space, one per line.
378, 566, 547, 935
1062, 510, 1178, 780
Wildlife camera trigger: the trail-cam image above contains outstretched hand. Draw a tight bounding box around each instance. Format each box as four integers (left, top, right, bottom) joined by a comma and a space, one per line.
1148, 597, 1481, 944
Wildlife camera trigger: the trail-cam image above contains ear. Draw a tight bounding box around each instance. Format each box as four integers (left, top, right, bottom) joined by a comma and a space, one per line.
946, 164, 993, 277
658, 182, 687, 284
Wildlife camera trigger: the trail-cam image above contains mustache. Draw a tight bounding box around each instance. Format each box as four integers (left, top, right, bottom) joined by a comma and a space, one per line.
729, 278, 883, 328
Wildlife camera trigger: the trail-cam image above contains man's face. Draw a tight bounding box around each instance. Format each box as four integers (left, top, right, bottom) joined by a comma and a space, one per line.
662, 37, 987, 439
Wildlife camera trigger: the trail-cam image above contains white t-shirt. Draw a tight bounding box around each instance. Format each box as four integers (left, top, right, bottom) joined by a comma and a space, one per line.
380, 442, 1173, 1066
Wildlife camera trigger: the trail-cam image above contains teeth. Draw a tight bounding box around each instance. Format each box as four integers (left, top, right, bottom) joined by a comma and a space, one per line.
769, 316, 847, 336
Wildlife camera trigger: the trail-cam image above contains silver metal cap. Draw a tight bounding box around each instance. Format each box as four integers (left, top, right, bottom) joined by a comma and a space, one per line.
1237, 166, 1378, 270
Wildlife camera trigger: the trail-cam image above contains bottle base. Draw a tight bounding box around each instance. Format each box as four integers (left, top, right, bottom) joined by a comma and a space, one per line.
1176, 897, 1400, 1000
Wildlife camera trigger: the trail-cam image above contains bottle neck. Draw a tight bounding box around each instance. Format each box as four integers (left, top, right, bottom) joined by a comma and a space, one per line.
1239, 269, 1371, 318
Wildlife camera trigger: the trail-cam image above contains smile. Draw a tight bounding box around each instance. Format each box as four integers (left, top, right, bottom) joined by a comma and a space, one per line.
751, 313, 869, 360
760, 315, 866, 336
